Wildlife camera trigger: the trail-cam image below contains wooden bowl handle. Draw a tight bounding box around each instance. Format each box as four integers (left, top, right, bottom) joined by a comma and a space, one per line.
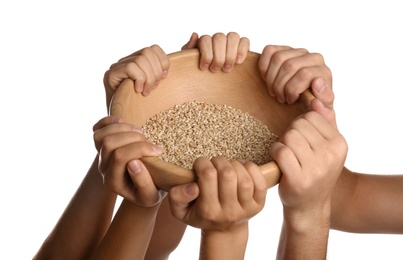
259, 161, 281, 189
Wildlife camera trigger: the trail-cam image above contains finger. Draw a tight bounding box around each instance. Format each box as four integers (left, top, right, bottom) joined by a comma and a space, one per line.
211, 32, 227, 72
267, 48, 310, 103
107, 61, 147, 93
168, 182, 199, 220
127, 159, 165, 206
282, 65, 332, 104
93, 123, 142, 152
311, 77, 334, 109
181, 32, 199, 50
258, 45, 292, 96
243, 161, 267, 205
99, 131, 146, 175
231, 160, 254, 206
211, 156, 238, 207
100, 136, 162, 183
271, 52, 327, 104
114, 48, 144, 65
134, 46, 168, 95
269, 141, 301, 180
279, 123, 316, 170
92, 116, 122, 132
148, 44, 170, 79
310, 98, 337, 128
143, 45, 170, 96
236, 37, 250, 64
222, 32, 241, 72
193, 157, 219, 206
197, 35, 213, 71
303, 109, 339, 140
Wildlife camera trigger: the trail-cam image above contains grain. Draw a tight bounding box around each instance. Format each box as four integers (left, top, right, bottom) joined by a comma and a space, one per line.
142, 101, 278, 169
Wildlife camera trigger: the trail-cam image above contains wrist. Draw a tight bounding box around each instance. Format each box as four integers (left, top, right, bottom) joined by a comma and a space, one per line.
283, 202, 331, 234
200, 223, 248, 260
277, 204, 331, 260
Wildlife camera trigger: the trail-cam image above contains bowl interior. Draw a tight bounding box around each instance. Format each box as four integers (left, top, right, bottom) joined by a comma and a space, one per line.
110, 49, 310, 138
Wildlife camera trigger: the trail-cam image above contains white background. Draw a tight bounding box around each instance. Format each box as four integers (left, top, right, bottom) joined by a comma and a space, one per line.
1, 1, 402, 259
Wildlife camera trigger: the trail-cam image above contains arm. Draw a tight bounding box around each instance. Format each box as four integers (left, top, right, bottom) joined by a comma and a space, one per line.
168, 156, 267, 260
33, 156, 117, 259
88, 115, 165, 259
331, 168, 403, 234
260, 45, 403, 235
90, 200, 160, 260
271, 100, 348, 259
258, 45, 344, 258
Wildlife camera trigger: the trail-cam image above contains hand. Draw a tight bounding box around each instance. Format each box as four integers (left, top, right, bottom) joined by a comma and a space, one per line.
168, 156, 267, 232
181, 32, 250, 72
103, 45, 169, 108
270, 100, 347, 214
258, 45, 334, 107
93, 116, 165, 206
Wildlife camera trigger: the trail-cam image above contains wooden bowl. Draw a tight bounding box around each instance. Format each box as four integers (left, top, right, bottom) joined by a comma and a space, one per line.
110, 49, 313, 191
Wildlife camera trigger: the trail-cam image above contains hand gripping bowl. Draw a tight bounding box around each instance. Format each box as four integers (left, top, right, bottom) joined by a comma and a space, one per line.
109, 49, 313, 191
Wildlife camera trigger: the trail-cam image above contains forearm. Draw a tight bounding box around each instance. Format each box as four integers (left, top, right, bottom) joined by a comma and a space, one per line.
34, 155, 117, 260
331, 168, 403, 233
145, 197, 188, 260
90, 199, 160, 260
199, 224, 249, 260
277, 206, 330, 260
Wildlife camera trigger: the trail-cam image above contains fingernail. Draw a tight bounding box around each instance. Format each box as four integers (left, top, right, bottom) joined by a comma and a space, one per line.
238, 159, 247, 164
236, 54, 243, 64
162, 70, 168, 78
152, 145, 163, 153
224, 64, 232, 71
135, 85, 144, 93
112, 117, 122, 123
132, 127, 143, 133
201, 63, 209, 70
314, 78, 327, 93
184, 183, 197, 196
128, 160, 142, 174
143, 88, 151, 96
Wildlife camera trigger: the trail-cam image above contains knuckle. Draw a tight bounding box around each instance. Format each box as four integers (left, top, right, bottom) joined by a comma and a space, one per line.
219, 165, 236, 180
311, 52, 324, 63
303, 111, 317, 121
101, 135, 115, 152
199, 166, 218, 180
238, 176, 253, 191
297, 47, 309, 54
281, 59, 297, 74
140, 46, 153, 56
150, 44, 162, 52
93, 130, 102, 144
262, 45, 277, 55
296, 67, 314, 82
110, 147, 128, 165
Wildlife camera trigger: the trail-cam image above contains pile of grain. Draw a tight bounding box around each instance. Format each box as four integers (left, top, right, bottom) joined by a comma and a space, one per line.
142, 100, 278, 169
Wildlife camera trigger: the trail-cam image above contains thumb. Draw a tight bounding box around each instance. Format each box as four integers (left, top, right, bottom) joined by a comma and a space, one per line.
310, 98, 338, 129
181, 32, 199, 50
311, 77, 334, 109
168, 182, 199, 220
